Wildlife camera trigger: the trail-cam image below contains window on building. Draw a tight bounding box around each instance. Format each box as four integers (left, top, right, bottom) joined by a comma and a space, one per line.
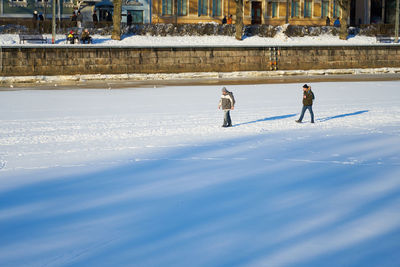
131, 10, 144, 23
212, 0, 222, 17
178, 0, 187, 15
321, 0, 329, 18
271, 2, 277, 18
162, 0, 173, 15
333, 0, 340, 18
63, 0, 74, 7
10, 0, 27, 5
304, 0, 312, 18
198, 0, 208, 16
291, 0, 299, 17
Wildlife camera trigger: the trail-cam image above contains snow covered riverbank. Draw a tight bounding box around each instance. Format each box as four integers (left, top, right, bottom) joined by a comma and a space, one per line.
0, 81, 399, 266
0, 32, 390, 47
2, 68, 400, 88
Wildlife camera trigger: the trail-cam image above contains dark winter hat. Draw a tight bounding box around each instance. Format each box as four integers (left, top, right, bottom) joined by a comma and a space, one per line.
303, 84, 308, 88
222, 87, 228, 93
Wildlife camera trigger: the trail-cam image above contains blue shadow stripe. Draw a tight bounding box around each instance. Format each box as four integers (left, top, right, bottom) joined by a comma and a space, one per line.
318, 110, 369, 122
234, 114, 297, 127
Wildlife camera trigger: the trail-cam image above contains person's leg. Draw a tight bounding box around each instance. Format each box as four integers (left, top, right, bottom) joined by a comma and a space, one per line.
297, 106, 307, 122
308, 106, 315, 123
227, 110, 232, 126
223, 110, 228, 127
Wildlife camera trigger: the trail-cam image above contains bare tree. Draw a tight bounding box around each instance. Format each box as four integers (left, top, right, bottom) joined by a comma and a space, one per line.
111, 0, 122, 40
235, 0, 243, 40
336, 0, 351, 40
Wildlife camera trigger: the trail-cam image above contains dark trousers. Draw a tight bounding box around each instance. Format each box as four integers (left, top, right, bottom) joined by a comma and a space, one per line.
223, 110, 232, 126
298, 105, 314, 123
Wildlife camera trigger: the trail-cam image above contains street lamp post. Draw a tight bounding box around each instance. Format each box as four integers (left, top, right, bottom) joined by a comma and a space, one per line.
395, 0, 399, 43
52, 0, 56, 44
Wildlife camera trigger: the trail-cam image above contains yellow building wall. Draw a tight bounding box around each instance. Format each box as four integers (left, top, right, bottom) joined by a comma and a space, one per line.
314, 3, 321, 17
152, 0, 338, 26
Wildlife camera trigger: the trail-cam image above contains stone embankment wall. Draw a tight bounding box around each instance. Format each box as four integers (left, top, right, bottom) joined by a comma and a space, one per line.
0, 46, 399, 76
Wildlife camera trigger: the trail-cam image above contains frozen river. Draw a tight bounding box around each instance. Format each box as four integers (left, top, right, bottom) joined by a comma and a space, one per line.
0, 81, 399, 266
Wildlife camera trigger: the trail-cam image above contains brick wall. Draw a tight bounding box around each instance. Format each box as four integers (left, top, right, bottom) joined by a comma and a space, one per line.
0, 46, 399, 76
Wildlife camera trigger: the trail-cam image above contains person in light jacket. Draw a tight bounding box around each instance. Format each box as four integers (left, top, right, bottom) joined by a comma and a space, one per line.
218, 87, 235, 127
77, 11, 83, 28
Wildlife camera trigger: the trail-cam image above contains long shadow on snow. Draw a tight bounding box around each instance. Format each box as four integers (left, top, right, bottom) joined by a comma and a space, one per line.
0, 130, 399, 267
233, 113, 297, 127
318, 110, 369, 122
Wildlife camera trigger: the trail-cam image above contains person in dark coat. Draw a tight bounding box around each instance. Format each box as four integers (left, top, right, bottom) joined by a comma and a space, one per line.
326, 16, 330, 26
106, 11, 112, 22
38, 13, 44, 33
71, 12, 77, 22
33, 10, 38, 21
218, 87, 235, 127
93, 11, 98, 25
127, 12, 132, 27
32, 10, 39, 31
296, 84, 315, 123
222, 16, 227, 24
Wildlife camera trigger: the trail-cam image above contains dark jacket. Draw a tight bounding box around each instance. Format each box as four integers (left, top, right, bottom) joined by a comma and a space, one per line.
77, 12, 83, 22
303, 90, 315, 106
127, 14, 132, 25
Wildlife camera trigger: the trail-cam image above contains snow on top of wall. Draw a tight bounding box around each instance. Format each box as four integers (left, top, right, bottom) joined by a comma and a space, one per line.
0, 32, 392, 47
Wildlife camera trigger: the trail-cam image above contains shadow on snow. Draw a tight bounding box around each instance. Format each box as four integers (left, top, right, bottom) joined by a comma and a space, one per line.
0, 129, 399, 267
233, 113, 297, 127
318, 110, 369, 122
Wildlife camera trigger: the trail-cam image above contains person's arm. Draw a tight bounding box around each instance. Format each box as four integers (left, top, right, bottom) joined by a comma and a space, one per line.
229, 95, 234, 110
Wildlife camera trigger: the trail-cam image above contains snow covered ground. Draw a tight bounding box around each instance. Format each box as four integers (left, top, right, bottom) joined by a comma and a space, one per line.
0, 81, 400, 266
0, 32, 386, 47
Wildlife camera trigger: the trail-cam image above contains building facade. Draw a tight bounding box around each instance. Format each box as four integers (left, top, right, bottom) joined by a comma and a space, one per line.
0, 0, 396, 26
152, 0, 399, 26
152, 0, 345, 25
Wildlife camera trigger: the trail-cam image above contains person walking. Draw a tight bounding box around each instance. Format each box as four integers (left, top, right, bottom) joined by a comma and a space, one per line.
296, 84, 315, 123
92, 11, 98, 26
227, 14, 233, 24
32, 11, 39, 32
326, 16, 330, 26
218, 87, 235, 127
222, 15, 227, 24
77, 11, 83, 28
127, 11, 133, 27
334, 17, 340, 27
38, 13, 44, 33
